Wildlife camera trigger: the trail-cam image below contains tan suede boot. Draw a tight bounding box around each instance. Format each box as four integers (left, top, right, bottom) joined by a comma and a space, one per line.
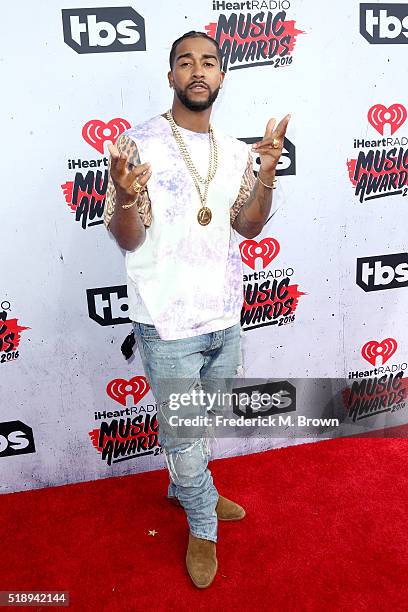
169, 495, 246, 521
215, 495, 246, 521
186, 533, 218, 588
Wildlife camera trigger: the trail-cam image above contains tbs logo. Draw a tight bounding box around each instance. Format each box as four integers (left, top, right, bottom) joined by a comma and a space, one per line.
356, 253, 408, 292
62, 7, 146, 54
232, 381, 296, 419
360, 3, 408, 44
87, 285, 130, 326
0, 421, 35, 458
239, 136, 296, 177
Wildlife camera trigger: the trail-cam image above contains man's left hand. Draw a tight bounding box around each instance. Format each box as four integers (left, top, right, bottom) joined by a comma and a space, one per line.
252, 114, 291, 177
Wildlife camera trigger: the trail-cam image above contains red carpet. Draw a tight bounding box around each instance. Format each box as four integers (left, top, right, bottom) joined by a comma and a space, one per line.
2, 435, 408, 611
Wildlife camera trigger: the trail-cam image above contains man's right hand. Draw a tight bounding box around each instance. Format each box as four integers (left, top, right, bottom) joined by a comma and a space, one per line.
108, 143, 152, 202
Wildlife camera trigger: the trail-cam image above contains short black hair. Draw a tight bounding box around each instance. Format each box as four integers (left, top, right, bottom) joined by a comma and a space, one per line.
169, 31, 222, 69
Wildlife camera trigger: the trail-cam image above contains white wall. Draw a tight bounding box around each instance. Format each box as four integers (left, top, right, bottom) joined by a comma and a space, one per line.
1, 0, 408, 493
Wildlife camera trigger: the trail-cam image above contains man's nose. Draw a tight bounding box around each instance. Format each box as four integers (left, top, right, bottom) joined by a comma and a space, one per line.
192, 63, 204, 78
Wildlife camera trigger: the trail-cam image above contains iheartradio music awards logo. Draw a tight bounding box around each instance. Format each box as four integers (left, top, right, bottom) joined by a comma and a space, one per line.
240, 237, 305, 331
88, 375, 161, 466
60, 118, 130, 229
343, 337, 408, 422
205, 1, 305, 72
0, 300, 29, 365
347, 103, 408, 204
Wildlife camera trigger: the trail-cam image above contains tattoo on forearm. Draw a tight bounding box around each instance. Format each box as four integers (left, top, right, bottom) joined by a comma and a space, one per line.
234, 179, 273, 236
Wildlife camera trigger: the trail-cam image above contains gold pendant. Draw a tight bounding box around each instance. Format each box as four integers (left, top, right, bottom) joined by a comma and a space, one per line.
197, 207, 212, 225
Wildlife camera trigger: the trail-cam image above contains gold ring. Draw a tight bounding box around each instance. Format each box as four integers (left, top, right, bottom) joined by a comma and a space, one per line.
272, 138, 281, 149
131, 179, 144, 194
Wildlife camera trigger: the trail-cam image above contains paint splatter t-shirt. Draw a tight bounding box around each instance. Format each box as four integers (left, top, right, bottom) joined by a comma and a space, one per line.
104, 114, 256, 340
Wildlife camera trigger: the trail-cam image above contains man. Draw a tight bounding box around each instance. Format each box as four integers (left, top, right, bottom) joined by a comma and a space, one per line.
104, 30, 289, 588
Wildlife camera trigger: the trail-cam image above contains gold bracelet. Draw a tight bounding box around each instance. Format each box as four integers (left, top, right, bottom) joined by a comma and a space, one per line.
257, 175, 277, 190
121, 198, 137, 209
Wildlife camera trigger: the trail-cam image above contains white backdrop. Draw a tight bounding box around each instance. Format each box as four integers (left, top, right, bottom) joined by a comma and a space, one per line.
2, 0, 408, 493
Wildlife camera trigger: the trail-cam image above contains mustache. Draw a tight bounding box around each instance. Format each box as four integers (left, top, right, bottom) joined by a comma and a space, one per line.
188, 81, 209, 89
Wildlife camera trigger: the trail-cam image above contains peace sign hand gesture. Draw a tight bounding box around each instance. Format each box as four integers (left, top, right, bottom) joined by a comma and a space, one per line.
252, 114, 291, 177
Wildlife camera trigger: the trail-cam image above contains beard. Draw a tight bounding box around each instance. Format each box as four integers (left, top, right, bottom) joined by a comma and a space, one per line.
174, 83, 221, 112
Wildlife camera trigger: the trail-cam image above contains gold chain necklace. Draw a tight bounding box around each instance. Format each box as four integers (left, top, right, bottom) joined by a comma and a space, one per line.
165, 109, 218, 226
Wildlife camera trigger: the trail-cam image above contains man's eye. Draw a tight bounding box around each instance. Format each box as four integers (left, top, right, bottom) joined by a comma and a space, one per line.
204, 63, 215, 67
181, 62, 191, 67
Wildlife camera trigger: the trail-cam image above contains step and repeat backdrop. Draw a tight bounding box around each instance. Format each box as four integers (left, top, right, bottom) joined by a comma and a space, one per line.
2, 1, 408, 493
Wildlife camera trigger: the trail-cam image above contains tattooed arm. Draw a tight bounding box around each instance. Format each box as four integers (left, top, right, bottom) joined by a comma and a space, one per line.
232, 169, 275, 238
105, 133, 152, 251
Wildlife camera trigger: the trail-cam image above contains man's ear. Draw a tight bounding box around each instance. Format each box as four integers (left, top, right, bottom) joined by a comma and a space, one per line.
168, 70, 173, 89
219, 70, 225, 89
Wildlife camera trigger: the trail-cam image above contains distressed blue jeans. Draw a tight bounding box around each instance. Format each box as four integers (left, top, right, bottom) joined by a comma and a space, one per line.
133, 321, 242, 543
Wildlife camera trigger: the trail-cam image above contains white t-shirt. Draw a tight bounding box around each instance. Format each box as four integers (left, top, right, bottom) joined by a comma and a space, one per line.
105, 114, 255, 340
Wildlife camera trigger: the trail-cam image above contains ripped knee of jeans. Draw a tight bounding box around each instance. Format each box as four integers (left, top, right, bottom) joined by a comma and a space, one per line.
187, 378, 203, 396
236, 364, 244, 377
163, 437, 211, 487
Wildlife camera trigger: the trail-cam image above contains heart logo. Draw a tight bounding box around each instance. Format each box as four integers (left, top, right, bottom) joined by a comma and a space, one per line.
240, 237, 280, 270
106, 376, 150, 407
82, 118, 131, 154
367, 104, 407, 136
361, 338, 397, 366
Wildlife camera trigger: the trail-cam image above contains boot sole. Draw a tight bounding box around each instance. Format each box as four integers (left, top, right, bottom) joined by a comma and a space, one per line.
217, 510, 246, 521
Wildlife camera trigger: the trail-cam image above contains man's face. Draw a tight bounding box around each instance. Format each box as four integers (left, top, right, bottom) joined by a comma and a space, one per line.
168, 37, 225, 112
